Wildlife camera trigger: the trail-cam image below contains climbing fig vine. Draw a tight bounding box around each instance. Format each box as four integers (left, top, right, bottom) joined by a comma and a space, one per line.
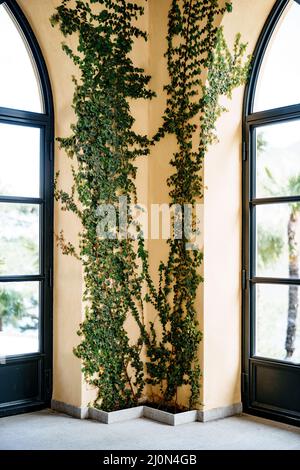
144, 0, 250, 408
52, 0, 250, 412
51, 0, 154, 411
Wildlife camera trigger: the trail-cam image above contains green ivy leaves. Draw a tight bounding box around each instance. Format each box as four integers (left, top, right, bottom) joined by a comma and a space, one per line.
52, 0, 250, 412
226, 2, 233, 13
52, 0, 154, 412
146, 0, 250, 409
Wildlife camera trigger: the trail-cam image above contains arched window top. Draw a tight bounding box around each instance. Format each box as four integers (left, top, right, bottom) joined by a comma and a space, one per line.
0, 2, 43, 113
254, 0, 300, 112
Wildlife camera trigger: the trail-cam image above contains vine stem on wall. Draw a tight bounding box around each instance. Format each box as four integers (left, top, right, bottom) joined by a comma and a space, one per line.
145, 0, 250, 409
51, 0, 155, 412
52, 0, 250, 412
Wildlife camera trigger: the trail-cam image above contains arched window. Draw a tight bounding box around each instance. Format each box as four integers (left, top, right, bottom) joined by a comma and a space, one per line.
0, 0, 53, 417
243, 0, 300, 425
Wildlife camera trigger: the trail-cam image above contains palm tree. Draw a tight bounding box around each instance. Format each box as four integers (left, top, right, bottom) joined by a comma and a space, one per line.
257, 133, 300, 358
263, 169, 300, 358
285, 176, 300, 358
257, 226, 283, 269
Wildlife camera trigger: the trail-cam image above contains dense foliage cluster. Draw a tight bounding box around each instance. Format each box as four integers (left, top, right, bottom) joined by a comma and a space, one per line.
52, 0, 250, 411
51, 0, 155, 411
144, 0, 250, 408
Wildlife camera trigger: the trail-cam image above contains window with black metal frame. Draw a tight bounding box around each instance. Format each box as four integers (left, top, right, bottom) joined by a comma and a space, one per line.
243, 0, 300, 426
0, 0, 54, 418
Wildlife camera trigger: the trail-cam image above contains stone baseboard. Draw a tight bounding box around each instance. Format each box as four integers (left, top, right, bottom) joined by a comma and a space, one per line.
52, 399, 242, 426
197, 402, 243, 422
51, 399, 89, 419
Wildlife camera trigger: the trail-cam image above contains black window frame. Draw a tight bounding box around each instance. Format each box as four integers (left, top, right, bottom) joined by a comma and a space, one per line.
242, 0, 300, 426
0, 0, 54, 416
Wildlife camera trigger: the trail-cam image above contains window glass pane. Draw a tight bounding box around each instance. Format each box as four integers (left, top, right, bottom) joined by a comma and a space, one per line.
256, 203, 300, 279
0, 203, 40, 276
0, 4, 43, 113
0, 282, 40, 357
254, 1, 300, 112
0, 123, 40, 198
256, 121, 300, 199
255, 284, 300, 363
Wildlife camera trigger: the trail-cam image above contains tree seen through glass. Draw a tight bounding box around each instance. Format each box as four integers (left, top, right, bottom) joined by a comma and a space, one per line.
256, 124, 300, 362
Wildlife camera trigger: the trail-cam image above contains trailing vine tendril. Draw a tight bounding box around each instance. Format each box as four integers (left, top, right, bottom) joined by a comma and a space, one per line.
52, 0, 250, 412
144, 0, 250, 409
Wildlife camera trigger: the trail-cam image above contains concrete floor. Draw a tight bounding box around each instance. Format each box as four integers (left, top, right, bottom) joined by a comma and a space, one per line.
0, 410, 300, 450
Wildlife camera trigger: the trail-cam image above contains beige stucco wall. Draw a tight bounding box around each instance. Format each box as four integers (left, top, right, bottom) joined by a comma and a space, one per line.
147, 0, 277, 410
203, 0, 276, 410
17, 0, 150, 409
17, 0, 276, 411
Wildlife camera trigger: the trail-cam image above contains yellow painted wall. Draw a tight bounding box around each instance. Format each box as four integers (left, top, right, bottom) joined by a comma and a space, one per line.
203, 0, 276, 410
17, 0, 276, 411
147, 0, 276, 409
147, 0, 173, 404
